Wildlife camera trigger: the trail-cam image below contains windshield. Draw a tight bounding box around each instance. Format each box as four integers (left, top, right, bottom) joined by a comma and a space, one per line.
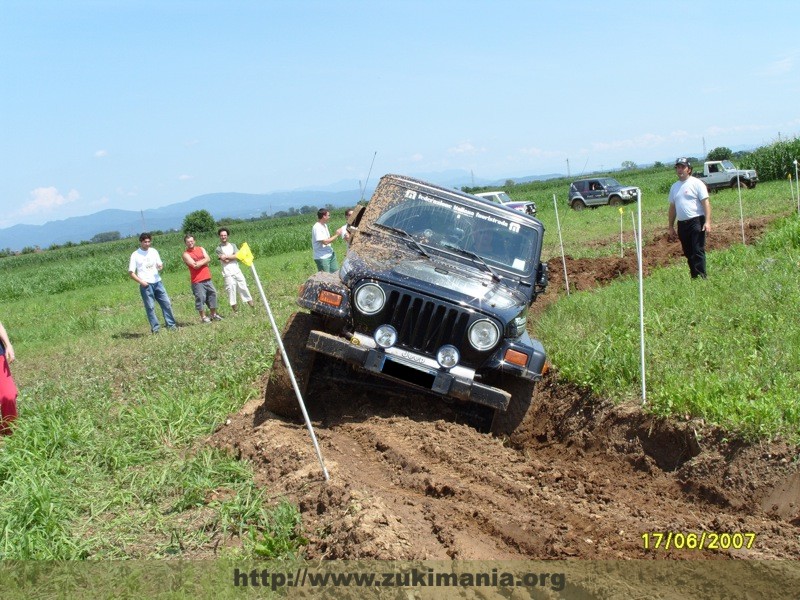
373, 194, 538, 275
600, 178, 622, 187
721, 160, 736, 170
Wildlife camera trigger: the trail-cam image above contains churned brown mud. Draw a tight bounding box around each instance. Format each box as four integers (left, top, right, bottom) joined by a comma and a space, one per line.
209, 214, 799, 561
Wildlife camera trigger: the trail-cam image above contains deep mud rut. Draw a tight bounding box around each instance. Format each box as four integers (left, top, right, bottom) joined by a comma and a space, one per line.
210, 215, 799, 562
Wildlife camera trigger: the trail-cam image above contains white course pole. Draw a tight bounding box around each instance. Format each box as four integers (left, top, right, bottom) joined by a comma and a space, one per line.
790, 174, 796, 209
631, 212, 639, 258
250, 263, 330, 482
635, 189, 647, 405
552, 194, 570, 295
736, 172, 746, 245
795, 160, 800, 215
619, 207, 624, 258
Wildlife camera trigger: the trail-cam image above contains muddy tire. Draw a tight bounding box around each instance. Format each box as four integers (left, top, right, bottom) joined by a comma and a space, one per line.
608, 196, 622, 207
571, 199, 586, 211
264, 312, 319, 419
490, 376, 536, 436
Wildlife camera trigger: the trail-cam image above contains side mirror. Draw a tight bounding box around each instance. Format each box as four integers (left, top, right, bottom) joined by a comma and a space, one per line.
350, 205, 366, 228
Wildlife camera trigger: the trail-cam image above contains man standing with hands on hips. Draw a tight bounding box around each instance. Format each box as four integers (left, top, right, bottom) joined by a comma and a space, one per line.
668, 158, 711, 279
182, 235, 223, 323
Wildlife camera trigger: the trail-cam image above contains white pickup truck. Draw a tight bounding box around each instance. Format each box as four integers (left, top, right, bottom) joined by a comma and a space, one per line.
694, 160, 758, 191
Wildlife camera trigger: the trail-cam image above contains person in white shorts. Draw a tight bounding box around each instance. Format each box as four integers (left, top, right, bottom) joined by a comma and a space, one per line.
215, 228, 255, 311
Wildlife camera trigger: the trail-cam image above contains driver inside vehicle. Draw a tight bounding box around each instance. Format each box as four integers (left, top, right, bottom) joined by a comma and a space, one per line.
470, 224, 510, 264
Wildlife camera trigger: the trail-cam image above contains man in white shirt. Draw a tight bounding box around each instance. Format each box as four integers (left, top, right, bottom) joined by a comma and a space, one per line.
668, 158, 711, 279
215, 227, 255, 312
312, 208, 342, 272
128, 233, 178, 332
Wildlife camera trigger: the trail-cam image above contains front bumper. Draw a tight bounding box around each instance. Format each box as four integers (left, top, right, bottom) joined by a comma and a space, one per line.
306, 330, 512, 411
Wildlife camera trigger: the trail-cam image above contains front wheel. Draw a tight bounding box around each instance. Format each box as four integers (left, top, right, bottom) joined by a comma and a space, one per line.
608, 196, 622, 207
490, 376, 536, 436
263, 312, 319, 419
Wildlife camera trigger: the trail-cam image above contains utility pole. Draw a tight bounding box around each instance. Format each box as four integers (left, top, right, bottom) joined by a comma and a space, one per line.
702, 137, 707, 158
566, 158, 570, 178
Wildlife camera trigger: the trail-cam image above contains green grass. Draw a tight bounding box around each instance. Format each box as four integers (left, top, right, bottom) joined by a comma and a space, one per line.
536, 214, 800, 442
0, 246, 317, 559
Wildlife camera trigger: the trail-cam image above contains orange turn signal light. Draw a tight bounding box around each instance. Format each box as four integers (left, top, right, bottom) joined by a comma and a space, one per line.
318, 290, 343, 307
503, 348, 528, 367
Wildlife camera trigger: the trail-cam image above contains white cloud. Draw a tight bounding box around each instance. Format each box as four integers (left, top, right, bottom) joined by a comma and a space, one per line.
591, 132, 668, 152
94, 149, 108, 158
447, 142, 484, 155
20, 187, 80, 215
704, 123, 768, 137
409, 153, 424, 162
116, 186, 139, 197
178, 174, 193, 181
765, 56, 793, 76
519, 146, 563, 158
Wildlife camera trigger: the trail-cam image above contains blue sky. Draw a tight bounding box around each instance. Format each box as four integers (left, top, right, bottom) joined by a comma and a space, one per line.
1, 0, 798, 229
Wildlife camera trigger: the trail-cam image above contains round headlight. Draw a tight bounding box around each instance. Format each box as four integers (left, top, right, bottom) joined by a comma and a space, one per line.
373, 324, 397, 348
468, 319, 500, 351
436, 345, 460, 369
354, 283, 386, 315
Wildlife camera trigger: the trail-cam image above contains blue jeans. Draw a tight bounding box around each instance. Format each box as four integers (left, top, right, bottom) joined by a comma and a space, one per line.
140, 280, 177, 332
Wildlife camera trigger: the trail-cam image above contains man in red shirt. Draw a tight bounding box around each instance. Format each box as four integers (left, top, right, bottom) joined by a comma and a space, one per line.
182, 235, 223, 323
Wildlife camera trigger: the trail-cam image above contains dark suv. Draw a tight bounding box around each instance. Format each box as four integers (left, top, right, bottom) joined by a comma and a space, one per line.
568, 177, 639, 210
264, 174, 549, 434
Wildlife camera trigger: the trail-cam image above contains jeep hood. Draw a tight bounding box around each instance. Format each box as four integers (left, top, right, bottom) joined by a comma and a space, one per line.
342, 245, 528, 312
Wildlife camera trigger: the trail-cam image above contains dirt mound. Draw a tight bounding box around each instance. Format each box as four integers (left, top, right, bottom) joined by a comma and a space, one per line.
539, 215, 774, 312
208, 213, 798, 560
212, 368, 798, 560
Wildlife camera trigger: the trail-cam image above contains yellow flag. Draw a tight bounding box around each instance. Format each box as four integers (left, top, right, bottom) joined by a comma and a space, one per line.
618, 207, 624, 215
236, 242, 254, 267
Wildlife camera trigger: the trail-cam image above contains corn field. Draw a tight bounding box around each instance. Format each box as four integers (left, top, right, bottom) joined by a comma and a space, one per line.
740, 136, 800, 182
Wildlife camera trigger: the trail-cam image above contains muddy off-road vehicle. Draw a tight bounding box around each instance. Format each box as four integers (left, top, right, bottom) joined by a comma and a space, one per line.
265, 174, 549, 434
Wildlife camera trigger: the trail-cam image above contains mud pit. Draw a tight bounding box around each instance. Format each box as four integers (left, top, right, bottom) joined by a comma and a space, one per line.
211, 215, 799, 561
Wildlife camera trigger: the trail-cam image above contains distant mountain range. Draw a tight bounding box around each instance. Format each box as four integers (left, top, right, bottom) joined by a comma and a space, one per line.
0, 170, 562, 251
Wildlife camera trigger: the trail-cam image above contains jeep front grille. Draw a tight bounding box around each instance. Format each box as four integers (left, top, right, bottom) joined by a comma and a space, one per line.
385, 290, 471, 354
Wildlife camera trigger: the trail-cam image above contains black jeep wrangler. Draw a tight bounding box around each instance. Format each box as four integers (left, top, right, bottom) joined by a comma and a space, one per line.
266, 174, 549, 434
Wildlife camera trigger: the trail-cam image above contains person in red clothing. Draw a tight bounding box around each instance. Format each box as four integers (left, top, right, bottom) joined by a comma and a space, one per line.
0, 320, 19, 435
182, 235, 223, 323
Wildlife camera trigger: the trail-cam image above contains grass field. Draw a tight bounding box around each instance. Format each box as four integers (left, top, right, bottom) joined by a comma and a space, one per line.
0, 173, 798, 561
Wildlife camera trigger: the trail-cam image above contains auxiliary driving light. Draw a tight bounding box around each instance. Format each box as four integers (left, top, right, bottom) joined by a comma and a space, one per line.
373, 324, 398, 348
436, 345, 460, 369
